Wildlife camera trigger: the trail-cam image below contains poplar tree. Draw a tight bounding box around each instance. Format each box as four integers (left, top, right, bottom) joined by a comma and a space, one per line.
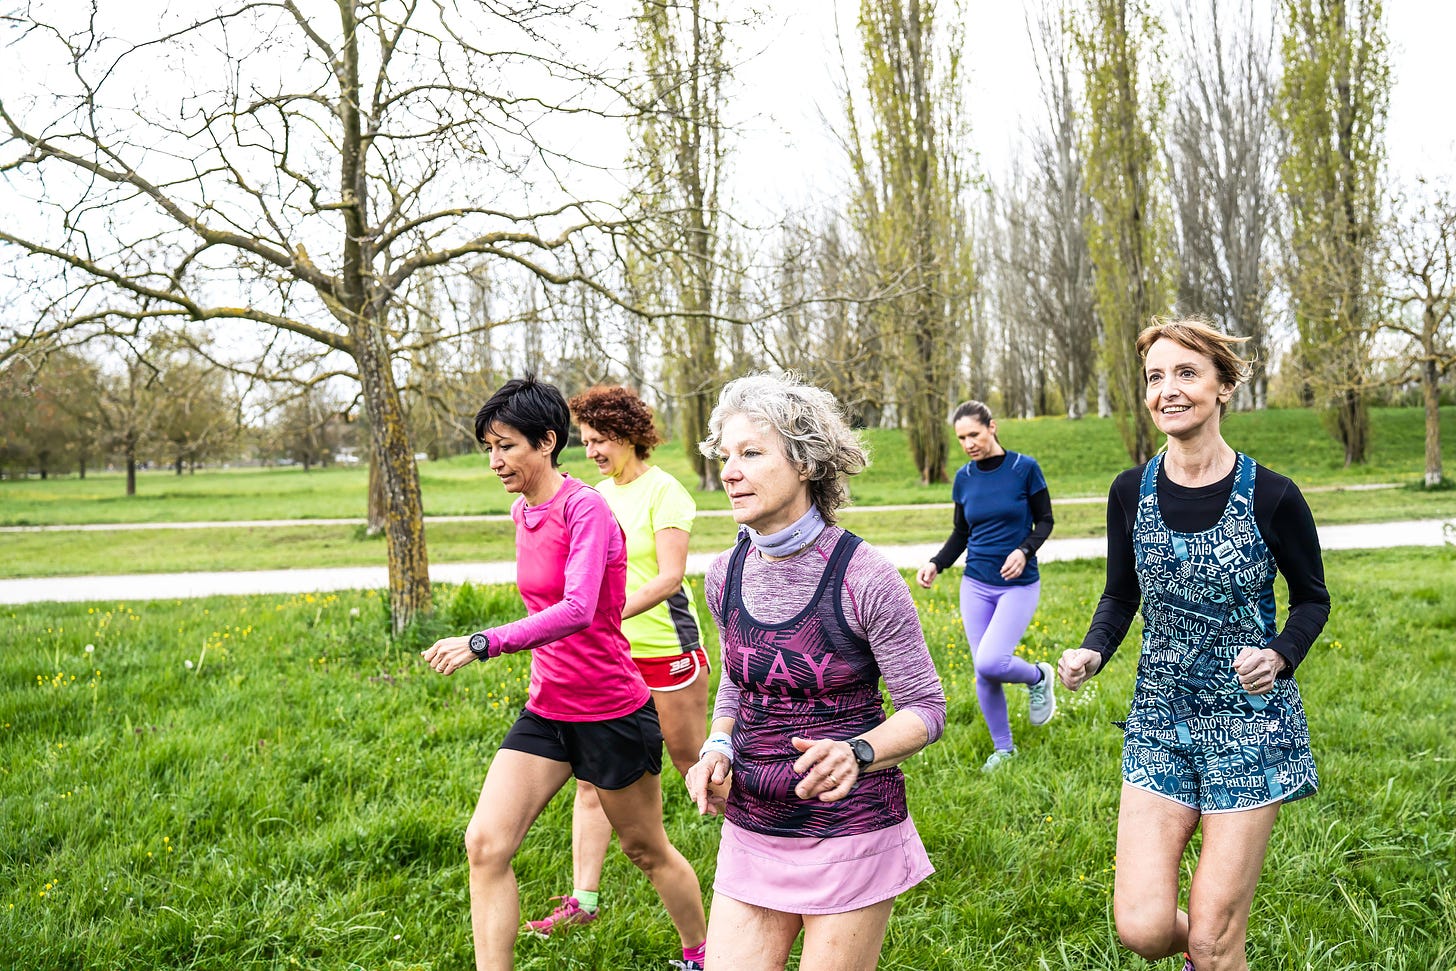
628, 0, 733, 491
1077, 0, 1176, 465
1278, 0, 1389, 465
846, 0, 974, 484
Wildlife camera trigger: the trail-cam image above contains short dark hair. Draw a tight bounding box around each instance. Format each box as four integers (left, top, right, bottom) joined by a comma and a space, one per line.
474, 375, 570, 466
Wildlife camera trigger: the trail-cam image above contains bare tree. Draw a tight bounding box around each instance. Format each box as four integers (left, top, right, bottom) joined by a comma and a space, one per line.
0, 2, 674, 630
759, 212, 883, 425
1168, 0, 1282, 409
1385, 179, 1456, 487
1024, 0, 1100, 419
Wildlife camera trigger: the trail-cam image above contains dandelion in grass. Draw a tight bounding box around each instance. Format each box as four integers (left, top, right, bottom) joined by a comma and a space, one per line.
185, 659, 194, 669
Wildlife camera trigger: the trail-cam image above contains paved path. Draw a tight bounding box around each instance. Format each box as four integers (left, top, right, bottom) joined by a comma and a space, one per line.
0, 482, 1404, 533
0, 518, 1446, 605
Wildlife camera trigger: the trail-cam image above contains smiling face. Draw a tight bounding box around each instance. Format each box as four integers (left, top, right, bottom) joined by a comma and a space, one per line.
716, 412, 812, 534
481, 421, 555, 498
954, 415, 1001, 461
578, 421, 639, 483
1143, 337, 1234, 440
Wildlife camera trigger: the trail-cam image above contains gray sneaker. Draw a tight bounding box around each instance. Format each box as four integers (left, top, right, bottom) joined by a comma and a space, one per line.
1028, 661, 1057, 726
982, 748, 1017, 772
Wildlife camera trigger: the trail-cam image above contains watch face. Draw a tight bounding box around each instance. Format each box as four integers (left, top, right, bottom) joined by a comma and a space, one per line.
851, 738, 874, 768
469, 632, 489, 656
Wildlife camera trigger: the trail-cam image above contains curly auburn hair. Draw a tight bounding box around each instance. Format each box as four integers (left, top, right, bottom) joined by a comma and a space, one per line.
568, 385, 664, 460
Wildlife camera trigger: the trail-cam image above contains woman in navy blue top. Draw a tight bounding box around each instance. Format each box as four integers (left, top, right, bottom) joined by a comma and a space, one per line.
916, 401, 1057, 771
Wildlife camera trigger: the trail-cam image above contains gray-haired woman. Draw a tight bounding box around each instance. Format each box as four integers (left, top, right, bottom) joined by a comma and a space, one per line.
683, 373, 946, 971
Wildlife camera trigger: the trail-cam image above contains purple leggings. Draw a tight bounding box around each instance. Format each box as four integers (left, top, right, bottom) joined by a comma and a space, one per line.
960, 576, 1042, 751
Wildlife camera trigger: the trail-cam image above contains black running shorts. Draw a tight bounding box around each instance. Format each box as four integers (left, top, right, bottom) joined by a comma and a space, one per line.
499, 700, 663, 790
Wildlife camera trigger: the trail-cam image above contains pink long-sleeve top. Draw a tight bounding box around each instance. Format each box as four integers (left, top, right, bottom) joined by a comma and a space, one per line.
482, 474, 650, 722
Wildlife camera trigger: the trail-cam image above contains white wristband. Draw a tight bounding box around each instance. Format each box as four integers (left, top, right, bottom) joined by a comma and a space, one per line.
698, 732, 733, 764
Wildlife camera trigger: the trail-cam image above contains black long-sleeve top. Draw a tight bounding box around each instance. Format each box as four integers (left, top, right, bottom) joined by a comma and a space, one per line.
1079, 460, 1330, 676
929, 454, 1055, 571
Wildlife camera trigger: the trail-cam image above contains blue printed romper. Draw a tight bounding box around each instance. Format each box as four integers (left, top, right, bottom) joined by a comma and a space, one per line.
1122, 453, 1318, 813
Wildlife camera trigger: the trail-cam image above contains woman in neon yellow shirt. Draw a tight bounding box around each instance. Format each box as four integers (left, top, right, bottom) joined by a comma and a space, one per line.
525, 385, 709, 940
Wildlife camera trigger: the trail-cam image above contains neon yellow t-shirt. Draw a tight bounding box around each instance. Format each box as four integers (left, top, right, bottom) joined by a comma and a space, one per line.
596, 465, 703, 658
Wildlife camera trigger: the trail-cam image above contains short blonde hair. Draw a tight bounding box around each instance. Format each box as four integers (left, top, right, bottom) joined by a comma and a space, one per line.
1136, 315, 1253, 414
699, 373, 869, 525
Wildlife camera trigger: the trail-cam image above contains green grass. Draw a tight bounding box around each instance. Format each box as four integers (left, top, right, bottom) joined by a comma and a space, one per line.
2, 548, 1452, 969
2, 406, 1453, 526
2, 486, 1454, 579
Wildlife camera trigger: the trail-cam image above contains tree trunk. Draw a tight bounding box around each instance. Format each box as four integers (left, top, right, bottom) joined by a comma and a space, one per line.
354, 320, 432, 633
367, 451, 387, 534
126, 455, 136, 496
1336, 387, 1367, 468
175, 455, 184, 475
1424, 355, 1443, 487
78, 456, 86, 479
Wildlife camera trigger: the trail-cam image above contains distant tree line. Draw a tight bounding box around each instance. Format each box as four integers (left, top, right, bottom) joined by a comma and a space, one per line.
2, 0, 1451, 627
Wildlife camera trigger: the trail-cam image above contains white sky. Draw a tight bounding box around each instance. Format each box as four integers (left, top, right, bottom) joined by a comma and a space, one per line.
729, 0, 1456, 210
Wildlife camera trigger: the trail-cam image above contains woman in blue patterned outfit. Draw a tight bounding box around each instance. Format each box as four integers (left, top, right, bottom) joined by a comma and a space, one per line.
1058, 317, 1329, 971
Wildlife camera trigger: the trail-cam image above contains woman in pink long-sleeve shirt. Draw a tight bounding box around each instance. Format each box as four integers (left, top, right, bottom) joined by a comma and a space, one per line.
422, 376, 707, 971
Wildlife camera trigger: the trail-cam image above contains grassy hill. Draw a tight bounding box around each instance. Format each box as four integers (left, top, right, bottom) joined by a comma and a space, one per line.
0, 405, 1451, 526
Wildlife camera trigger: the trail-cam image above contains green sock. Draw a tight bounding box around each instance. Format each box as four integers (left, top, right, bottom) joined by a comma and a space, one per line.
572, 888, 599, 913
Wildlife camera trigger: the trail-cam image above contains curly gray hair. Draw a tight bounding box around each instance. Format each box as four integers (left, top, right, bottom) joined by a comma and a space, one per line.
699, 372, 870, 524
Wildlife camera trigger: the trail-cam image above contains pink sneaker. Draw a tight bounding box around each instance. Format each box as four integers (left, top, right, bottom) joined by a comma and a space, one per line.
525, 895, 598, 937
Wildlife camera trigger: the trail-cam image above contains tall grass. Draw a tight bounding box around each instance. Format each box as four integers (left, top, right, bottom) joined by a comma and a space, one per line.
3, 546, 1452, 969
2, 406, 1452, 526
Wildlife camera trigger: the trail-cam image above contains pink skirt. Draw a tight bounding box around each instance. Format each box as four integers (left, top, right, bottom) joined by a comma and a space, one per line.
712, 816, 933, 915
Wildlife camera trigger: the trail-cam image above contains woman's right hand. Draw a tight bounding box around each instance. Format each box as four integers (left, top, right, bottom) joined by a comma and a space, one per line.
684, 752, 732, 816
915, 562, 939, 588
1058, 648, 1102, 692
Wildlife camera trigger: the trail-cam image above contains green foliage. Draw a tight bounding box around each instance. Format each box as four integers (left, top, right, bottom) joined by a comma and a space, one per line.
2, 549, 1452, 968
1076, 0, 1177, 466
627, 0, 733, 491
1278, 0, 1391, 465
846, 0, 973, 484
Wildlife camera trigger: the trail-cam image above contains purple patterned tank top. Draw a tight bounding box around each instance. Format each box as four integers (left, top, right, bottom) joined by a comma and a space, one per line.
720, 531, 909, 838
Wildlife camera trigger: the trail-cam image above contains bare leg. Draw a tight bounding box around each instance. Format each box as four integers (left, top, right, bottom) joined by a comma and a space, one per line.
703, 894, 802, 971
1185, 802, 1280, 971
799, 897, 897, 971
596, 771, 707, 948
652, 674, 710, 777
464, 749, 573, 971
567, 672, 708, 898
571, 781, 612, 893
1113, 783, 1201, 960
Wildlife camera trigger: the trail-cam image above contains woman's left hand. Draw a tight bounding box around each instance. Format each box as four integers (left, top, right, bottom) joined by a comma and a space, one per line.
1232, 647, 1286, 695
999, 549, 1027, 580
421, 635, 475, 675
790, 736, 859, 803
